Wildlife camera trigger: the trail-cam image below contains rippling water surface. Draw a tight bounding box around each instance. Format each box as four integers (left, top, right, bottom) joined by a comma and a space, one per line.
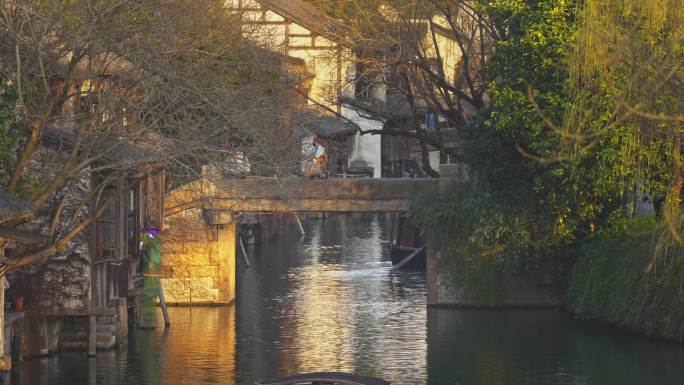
13, 214, 684, 385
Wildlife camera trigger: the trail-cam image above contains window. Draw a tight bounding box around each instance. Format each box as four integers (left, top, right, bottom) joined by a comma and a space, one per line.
425, 112, 436, 129
355, 62, 374, 101
127, 188, 140, 258
95, 199, 120, 261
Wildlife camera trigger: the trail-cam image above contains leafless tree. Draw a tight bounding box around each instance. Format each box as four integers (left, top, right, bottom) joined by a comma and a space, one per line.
307, 0, 496, 176
0, 0, 300, 270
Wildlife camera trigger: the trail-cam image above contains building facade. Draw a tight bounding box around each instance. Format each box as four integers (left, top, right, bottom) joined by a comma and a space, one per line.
4, 145, 164, 356
229, 0, 465, 178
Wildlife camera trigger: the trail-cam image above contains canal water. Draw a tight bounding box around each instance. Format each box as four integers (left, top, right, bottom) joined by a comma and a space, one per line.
13, 214, 684, 385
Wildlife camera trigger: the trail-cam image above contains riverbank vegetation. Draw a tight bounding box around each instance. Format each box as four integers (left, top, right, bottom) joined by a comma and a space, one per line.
563, 0, 683, 340
408, 0, 683, 336
568, 220, 684, 341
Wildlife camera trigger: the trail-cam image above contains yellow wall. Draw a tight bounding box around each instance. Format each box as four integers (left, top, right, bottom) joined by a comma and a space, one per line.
228, 0, 353, 112
431, 16, 463, 85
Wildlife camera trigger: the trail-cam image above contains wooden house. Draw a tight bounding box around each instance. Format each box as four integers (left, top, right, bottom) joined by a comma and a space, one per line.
2, 58, 167, 356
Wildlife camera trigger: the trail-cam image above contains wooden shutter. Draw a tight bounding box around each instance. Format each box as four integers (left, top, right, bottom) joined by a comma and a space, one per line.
95, 199, 120, 262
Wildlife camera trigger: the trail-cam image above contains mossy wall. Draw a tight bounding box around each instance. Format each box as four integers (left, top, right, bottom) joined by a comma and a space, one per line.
567, 224, 684, 341
428, 246, 564, 307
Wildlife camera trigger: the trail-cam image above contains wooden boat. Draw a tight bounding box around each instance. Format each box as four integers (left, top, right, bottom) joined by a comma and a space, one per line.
255, 372, 391, 385
389, 214, 427, 270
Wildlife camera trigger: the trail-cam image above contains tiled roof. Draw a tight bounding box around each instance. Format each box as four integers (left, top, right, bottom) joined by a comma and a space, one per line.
292, 110, 357, 138
0, 190, 34, 224
261, 0, 346, 41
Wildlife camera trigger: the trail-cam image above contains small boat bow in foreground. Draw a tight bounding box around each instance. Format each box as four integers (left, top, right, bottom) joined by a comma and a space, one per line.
255, 372, 391, 385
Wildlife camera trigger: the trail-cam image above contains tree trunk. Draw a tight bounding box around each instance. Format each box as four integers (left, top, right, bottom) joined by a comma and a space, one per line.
664, 137, 682, 240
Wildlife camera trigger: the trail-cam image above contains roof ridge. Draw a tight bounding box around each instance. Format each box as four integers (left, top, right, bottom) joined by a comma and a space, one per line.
260, 0, 346, 41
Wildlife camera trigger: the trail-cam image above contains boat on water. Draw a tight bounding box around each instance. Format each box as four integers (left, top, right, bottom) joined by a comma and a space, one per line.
255, 372, 391, 385
389, 214, 427, 270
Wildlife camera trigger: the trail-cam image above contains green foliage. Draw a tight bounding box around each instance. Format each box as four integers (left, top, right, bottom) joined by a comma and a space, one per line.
16, 174, 44, 198
568, 220, 684, 341
429, 0, 585, 267
414, 0, 676, 307
417, 0, 673, 271
475, 0, 589, 237
567, 0, 682, 212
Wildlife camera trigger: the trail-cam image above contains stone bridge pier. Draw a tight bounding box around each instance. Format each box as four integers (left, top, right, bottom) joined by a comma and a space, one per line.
161, 209, 237, 305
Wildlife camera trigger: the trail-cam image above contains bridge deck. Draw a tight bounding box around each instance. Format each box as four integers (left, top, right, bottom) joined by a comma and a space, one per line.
255, 372, 391, 385
166, 177, 438, 214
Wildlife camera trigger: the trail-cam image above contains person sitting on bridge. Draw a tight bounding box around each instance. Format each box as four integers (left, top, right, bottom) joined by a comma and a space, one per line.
307, 138, 328, 178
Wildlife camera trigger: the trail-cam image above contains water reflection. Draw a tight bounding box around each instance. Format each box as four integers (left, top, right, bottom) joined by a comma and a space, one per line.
158, 307, 235, 385
13, 306, 235, 385
235, 214, 428, 385
427, 308, 684, 385
12, 214, 684, 385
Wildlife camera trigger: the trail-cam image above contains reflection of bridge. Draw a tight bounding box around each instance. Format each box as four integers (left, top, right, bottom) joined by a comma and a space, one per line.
161, 176, 439, 306
166, 177, 439, 215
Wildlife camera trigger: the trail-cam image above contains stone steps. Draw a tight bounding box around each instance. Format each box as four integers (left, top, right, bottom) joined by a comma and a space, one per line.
96, 335, 116, 350
60, 315, 119, 351
61, 336, 116, 350
96, 324, 115, 334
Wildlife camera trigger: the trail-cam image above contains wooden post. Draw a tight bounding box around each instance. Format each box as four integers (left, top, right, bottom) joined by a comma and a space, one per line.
88, 315, 96, 357
88, 351, 97, 385
157, 277, 170, 326
116, 298, 128, 340
0, 276, 9, 373
39, 318, 48, 356
239, 238, 251, 268
293, 213, 305, 237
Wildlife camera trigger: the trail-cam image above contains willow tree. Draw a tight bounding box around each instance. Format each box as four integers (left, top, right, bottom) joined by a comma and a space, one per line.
564, 0, 684, 339
567, 0, 683, 232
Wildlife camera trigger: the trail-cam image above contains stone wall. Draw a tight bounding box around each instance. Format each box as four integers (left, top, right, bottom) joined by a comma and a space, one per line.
7, 145, 91, 312
426, 165, 563, 307
161, 207, 235, 305
427, 248, 563, 308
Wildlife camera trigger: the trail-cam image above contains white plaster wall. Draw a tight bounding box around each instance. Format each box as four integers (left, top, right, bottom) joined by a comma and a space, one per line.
342, 105, 382, 178
429, 151, 441, 173
288, 49, 339, 109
